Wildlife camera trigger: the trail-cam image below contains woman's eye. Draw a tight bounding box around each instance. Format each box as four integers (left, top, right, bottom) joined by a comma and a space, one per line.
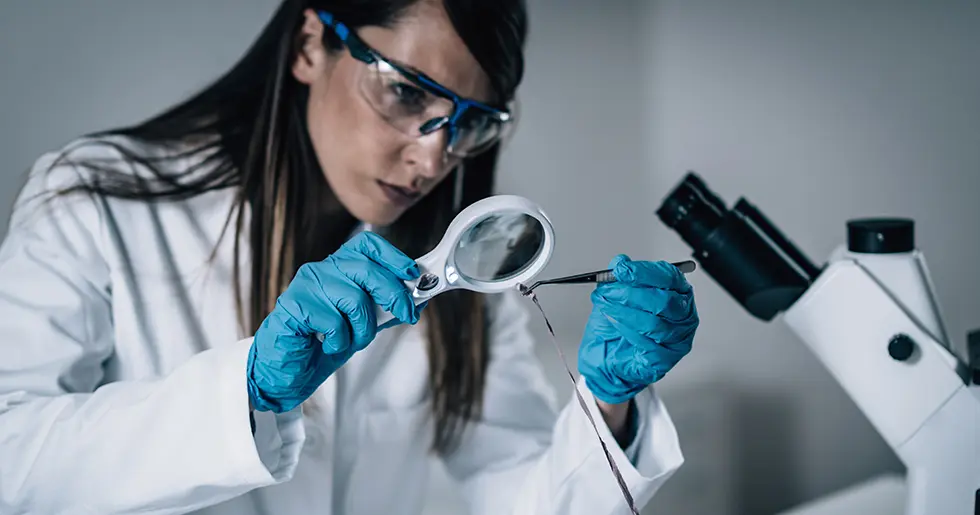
390, 82, 426, 106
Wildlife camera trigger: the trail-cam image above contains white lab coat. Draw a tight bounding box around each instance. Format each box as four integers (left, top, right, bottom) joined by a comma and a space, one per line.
0, 137, 684, 515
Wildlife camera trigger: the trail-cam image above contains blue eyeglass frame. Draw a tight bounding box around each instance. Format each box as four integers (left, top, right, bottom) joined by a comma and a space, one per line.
317, 11, 512, 145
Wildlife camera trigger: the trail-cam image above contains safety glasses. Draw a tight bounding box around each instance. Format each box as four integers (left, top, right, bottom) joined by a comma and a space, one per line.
317, 11, 516, 158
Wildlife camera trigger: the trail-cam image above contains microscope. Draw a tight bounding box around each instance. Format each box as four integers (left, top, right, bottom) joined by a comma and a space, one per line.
656, 172, 980, 515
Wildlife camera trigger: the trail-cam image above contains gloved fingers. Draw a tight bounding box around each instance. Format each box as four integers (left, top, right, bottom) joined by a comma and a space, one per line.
582, 316, 689, 386
377, 300, 430, 332
340, 232, 421, 281
288, 263, 359, 353
582, 305, 628, 342
593, 296, 698, 346
594, 282, 676, 317
326, 281, 379, 352
329, 255, 421, 326
592, 285, 697, 324
603, 314, 693, 367
248, 331, 322, 413
310, 342, 357, 385
251, 327, 319, 382
609, 255, 692, 294
621, 345, 689, 383
577, 336, 642, 397
308, 306, 355, 356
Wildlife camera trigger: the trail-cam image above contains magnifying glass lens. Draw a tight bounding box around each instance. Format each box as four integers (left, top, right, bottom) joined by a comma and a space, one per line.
453, 212, 546, 282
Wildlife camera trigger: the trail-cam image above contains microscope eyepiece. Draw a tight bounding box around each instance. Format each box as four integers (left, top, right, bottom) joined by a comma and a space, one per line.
656, 172, 819, 321
656, 172, 726, 250
847, 218, 915, 254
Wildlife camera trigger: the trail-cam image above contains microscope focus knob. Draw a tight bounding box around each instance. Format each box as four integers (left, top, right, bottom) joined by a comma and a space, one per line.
888, 334, 916, 362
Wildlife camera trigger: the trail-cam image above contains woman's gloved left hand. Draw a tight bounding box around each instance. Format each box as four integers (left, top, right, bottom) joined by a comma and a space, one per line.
578, 255, 699, 405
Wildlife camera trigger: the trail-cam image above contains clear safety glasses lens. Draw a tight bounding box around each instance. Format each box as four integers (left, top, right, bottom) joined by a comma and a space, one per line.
358, 59, 512, 157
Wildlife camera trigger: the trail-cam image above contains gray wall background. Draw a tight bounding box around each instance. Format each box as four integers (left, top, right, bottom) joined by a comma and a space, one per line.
2, 1, 978, 514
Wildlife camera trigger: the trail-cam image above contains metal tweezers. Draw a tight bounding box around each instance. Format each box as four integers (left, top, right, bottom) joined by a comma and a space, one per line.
521, 260, 697, 295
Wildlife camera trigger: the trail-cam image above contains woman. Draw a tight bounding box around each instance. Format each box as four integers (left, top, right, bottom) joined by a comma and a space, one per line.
0, 1, 699, 514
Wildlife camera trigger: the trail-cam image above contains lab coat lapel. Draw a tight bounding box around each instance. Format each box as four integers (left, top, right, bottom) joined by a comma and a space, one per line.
335, 326, 434, 514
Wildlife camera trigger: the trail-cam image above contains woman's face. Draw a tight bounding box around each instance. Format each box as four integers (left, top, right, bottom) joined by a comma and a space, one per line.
292, 3, 494, 226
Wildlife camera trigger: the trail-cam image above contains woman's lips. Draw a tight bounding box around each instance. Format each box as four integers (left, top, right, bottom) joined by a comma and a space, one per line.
376, 180, 422, 207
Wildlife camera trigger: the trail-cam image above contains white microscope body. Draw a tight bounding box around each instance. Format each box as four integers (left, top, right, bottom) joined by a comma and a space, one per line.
657, 172, 980, 515
783, 244, 980, 515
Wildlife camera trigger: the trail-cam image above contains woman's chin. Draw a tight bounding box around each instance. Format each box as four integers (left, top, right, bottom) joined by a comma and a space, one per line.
345, 200, 404, 228
332, 181, 416, 228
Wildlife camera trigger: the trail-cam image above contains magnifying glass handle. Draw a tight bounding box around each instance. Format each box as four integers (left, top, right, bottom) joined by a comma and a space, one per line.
375, 293, 431, 329
376, 305, 397, 330
374, 296, 423, 330
374, 274, 434, 330
373, 248, 448, 329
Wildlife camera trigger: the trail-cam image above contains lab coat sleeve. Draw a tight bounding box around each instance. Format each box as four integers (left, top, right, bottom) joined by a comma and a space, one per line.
0, 154, 304, 514
440, 290, 684, 515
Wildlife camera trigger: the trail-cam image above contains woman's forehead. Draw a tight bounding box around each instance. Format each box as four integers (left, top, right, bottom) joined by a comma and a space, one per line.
357, 8, 493, 103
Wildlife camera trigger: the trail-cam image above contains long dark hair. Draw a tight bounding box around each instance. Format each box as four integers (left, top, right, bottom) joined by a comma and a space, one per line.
47, 0, 527, 454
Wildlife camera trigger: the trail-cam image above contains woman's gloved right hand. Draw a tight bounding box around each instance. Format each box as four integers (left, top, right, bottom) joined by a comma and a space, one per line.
246, 232, 424, 413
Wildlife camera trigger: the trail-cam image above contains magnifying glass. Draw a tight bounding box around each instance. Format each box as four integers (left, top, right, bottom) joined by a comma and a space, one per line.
375, 194, 556, 328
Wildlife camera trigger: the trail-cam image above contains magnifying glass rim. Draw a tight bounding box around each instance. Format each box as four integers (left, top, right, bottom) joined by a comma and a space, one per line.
441, 195, 555, 293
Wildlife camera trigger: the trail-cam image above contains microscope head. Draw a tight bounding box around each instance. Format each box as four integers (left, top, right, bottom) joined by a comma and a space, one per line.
656, 172, 820, 321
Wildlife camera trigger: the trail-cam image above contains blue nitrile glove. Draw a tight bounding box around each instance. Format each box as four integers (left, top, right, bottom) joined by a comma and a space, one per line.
246, 232, 425, 413
578, 255, 699, 404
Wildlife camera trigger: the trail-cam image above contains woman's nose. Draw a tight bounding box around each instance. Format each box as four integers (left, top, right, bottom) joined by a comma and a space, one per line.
404, 130, 452, 180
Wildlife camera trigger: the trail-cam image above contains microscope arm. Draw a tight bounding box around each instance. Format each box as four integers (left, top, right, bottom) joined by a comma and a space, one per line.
778, 257, 980, 515
782, 258, 966, 452
781, 258, 980, 515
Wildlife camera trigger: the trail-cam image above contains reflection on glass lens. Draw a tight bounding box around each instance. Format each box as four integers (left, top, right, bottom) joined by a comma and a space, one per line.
453, 212, 545, 282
